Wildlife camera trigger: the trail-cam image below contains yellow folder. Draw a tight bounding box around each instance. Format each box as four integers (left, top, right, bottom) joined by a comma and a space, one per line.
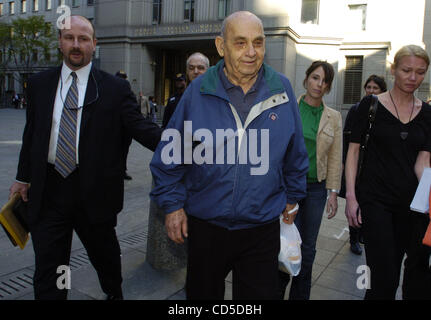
0, 193, 29, 249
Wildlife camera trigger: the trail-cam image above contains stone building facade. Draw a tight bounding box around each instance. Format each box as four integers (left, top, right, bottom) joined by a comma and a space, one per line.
1, 0, 431, 113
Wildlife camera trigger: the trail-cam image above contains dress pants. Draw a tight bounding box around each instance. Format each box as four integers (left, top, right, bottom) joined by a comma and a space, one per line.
186, 215, 280, 300
278, 181, 328, 300
29, 165, 122, 300
361, 200, 431, 300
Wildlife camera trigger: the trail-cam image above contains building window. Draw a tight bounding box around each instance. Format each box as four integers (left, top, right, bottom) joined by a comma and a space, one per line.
87, 0, 94, 6
301, 0, 319, 24
58, 0, 65, 6
7, 74, 14, 91
184, 0, 194, 22
21, 0, 26, 13
46, 0, 51, 10
10, 1, 15, 15
218, 0, 230, 20
72, 0, 79, 7
348, 4, 367, 31
152, 0, 162, 24
0, 3, 4, 15
343, 56, 363, 104
33, 0, 39, 11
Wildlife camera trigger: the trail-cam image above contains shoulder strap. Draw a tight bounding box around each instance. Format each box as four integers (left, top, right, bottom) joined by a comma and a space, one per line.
356, 95, 379, 185
368, 94, 378, 126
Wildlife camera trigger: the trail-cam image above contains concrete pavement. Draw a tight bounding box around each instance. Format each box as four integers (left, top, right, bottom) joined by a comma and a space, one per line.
0, 108, 396, 300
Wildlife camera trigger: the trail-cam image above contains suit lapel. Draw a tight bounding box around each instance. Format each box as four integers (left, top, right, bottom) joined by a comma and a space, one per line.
43, 67, 62, 135
79, 65, 101, 142
317, 106, 330, 135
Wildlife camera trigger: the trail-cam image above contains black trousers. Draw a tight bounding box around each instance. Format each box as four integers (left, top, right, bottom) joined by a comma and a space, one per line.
361, 201, 431, 300
186, 216, 280, 300
30, 165, 122, 300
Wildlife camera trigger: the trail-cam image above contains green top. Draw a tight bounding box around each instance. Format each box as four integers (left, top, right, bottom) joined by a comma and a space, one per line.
299, 98, 324, 183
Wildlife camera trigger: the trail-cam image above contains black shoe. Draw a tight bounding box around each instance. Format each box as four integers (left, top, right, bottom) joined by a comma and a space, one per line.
358, 232, 364, 245
350, 241, 362, 255
124, 173, 132, 180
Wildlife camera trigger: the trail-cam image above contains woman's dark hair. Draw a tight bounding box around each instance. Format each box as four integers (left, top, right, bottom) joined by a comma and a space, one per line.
364, 74, 387, 92
303, 61, 335, 93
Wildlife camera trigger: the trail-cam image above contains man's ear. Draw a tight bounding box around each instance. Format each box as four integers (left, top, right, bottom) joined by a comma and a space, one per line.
215, 36, 225, 57
58, 37, 63, 54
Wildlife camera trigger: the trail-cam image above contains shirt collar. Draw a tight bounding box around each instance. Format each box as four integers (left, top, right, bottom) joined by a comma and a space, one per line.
61, 61, 92, 85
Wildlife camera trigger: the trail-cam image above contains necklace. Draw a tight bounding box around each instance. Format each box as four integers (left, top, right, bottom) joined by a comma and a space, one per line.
388, 91, 415, 140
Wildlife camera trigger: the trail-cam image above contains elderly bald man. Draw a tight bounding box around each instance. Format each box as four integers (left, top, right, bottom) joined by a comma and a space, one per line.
186, 52, 210, 82
150, 11, 308, 300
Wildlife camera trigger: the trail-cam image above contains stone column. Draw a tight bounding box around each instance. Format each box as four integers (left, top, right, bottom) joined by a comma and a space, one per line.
146, 181, 187, 271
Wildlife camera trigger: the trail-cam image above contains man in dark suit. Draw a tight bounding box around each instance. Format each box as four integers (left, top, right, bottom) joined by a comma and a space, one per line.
161, 73, 186, 128
8, 15, 161, 300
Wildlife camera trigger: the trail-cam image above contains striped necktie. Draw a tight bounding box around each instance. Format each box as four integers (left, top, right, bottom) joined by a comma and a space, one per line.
55, 72, 79, 178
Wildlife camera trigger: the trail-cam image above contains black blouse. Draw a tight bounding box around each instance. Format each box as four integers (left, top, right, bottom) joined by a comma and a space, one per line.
350, 95, 431, 207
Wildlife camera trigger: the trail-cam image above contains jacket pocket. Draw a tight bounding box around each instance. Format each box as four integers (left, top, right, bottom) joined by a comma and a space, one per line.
319, 126, 334, 152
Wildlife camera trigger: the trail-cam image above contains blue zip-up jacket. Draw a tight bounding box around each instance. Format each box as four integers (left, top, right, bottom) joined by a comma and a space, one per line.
150, 60, 308, 230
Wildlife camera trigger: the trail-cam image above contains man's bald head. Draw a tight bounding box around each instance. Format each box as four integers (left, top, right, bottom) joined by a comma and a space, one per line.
215, 11, 265, 90
59, 15, 96, 39
220, 11, 264, 40
58, 15, 97, 70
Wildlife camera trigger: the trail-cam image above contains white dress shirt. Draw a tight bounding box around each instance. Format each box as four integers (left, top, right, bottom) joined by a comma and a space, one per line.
47, 62, 92, 165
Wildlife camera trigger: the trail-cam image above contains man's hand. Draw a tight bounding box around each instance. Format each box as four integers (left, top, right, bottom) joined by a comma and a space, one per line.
282, 202, 299, 225
165, 208, 188, 244
326, 192, 338, 219
9, 182, 29, 202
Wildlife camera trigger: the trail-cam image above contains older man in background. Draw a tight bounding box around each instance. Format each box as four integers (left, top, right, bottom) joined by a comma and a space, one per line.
186, 52, 210, 82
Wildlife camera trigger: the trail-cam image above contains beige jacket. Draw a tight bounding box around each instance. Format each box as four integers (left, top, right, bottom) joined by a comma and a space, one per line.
298, 95, 342, 191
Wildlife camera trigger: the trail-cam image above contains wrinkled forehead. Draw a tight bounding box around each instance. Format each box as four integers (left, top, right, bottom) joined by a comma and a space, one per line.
225, 15, 264, 40
188, 56, 207, 66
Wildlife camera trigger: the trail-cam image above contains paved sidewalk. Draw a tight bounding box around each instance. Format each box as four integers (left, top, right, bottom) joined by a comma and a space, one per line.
0, 108, 392, 300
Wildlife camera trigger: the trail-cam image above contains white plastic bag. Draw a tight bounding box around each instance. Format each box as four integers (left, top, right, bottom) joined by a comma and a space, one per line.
278, 215, 302, 276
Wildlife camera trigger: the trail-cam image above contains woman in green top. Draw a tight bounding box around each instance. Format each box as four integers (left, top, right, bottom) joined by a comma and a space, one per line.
278, 61, 343, 300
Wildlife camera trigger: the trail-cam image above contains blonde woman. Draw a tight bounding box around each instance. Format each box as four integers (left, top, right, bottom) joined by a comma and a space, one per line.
279, 61, 342, 300
345, 45, 431, 300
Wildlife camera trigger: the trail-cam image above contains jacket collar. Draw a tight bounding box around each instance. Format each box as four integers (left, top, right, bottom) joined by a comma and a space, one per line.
82, 63, 101, 108
200, 59, 285, 102
297, 94, 331, 134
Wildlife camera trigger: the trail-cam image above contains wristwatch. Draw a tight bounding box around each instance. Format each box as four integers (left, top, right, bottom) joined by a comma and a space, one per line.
329, 189, 339, 194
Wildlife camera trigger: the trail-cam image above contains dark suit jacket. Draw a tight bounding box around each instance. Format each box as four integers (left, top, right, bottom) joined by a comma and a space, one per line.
162, 92, 183, 128
16, 64, 162, 225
